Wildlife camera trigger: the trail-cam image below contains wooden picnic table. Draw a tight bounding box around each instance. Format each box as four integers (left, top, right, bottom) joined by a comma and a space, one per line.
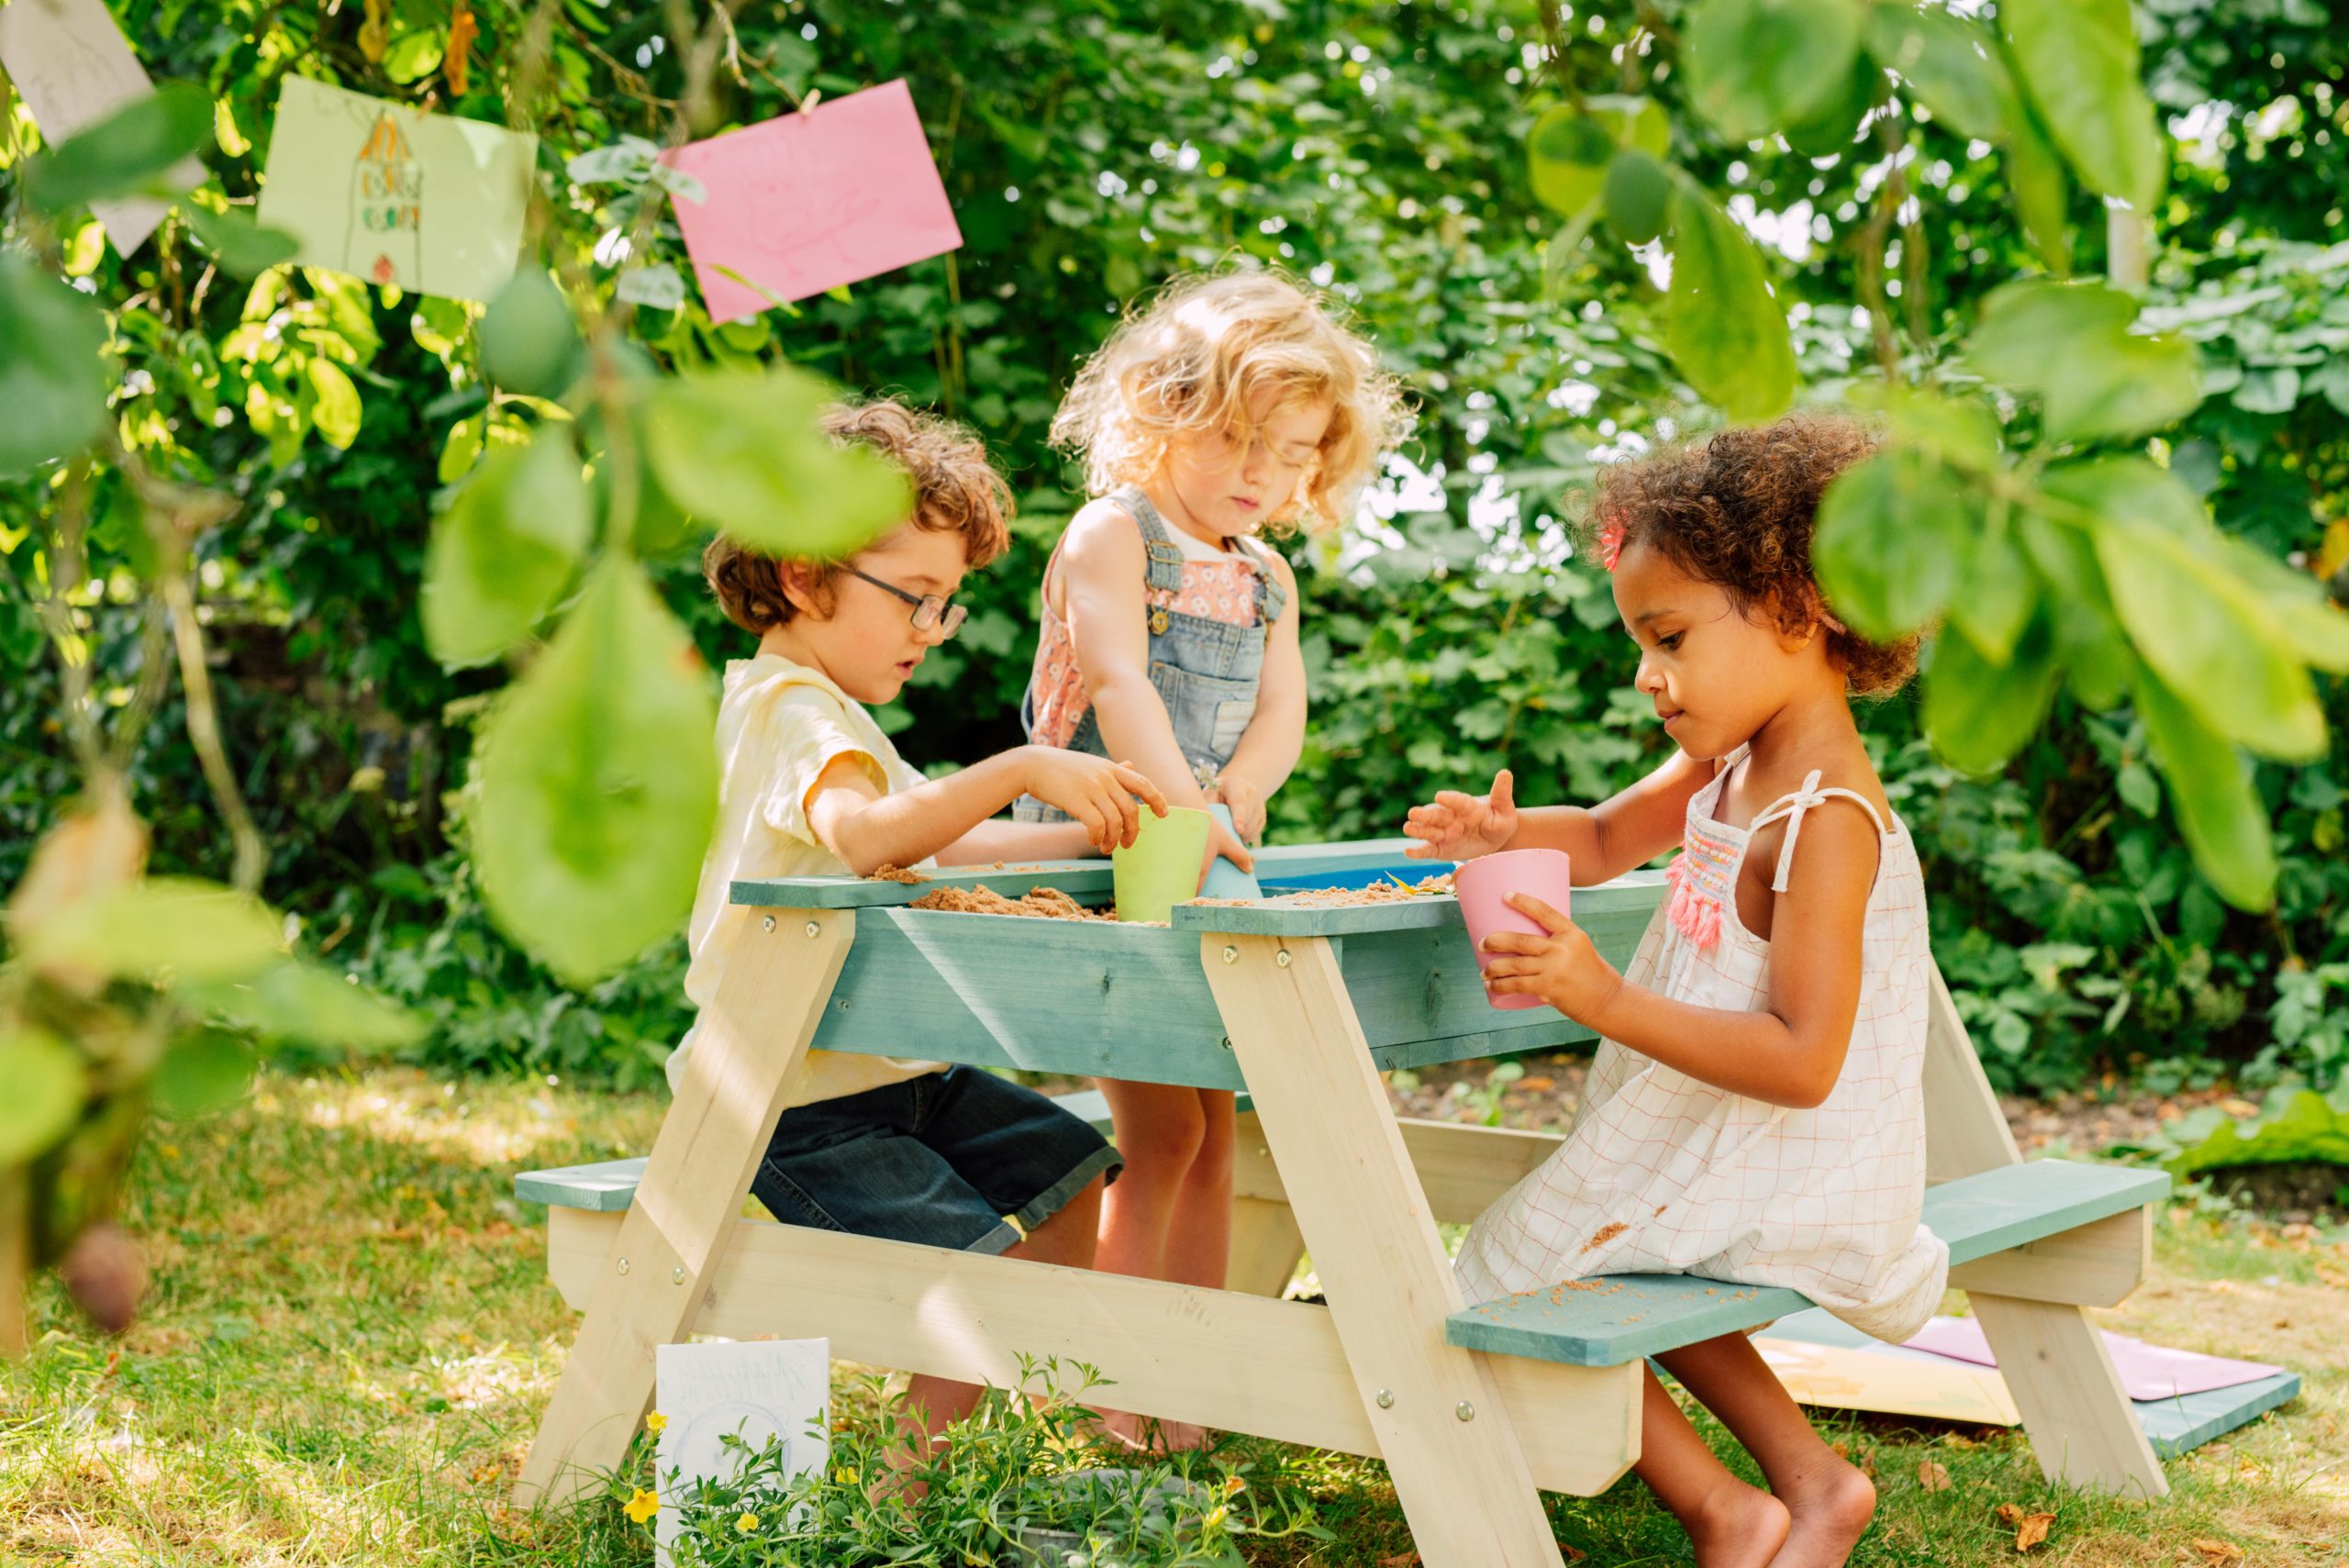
512, 840, 2168, 1565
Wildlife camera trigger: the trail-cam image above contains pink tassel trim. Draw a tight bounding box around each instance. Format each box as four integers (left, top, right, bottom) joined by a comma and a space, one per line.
1662, 854, 1723, 949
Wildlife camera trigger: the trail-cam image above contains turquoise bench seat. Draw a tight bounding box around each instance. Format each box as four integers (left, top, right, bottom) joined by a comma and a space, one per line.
515, 1087, 1260, 1212
1445, 1160, 2169, 1368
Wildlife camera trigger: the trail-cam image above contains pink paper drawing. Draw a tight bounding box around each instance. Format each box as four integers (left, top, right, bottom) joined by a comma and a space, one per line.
661, 80, 963, 324
1903, 1316, 2284, 1402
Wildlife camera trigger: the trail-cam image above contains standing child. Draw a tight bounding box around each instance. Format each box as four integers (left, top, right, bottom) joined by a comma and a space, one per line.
676, 398, 1169, 1460
1405, 416, 1948, 1568
1018, 271, 1407, 1387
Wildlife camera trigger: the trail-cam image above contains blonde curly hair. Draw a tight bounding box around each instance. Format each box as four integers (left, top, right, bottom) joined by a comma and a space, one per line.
1051, 269, 1410, 535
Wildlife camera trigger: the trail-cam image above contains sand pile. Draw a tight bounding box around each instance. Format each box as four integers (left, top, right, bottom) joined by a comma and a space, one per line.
907, 884, 1109, 920
1199, 870, 1455, 909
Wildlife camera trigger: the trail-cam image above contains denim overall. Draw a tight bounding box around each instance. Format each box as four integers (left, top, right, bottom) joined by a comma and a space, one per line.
1014, 484, 1287, 821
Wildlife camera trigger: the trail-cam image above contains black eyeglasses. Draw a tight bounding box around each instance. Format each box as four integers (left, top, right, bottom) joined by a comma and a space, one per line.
845, 565, 967, 638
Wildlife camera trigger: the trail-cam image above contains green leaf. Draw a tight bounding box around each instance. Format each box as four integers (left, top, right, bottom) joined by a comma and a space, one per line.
1865, 4, 2015, 142
1601, 150, 1672, 246
2134, 668, 2277, 911
150, 1028, 257, 1121
181, 207, 300, 275
473, 557, 718, 985
422, 431, 592, 669
1663, 183, 1795, 425
2158, 1085, 2349, 1177
25, 877, 284, 985
0, 252, 113, 478
2211, 535, 2349, 673
383, 29, 444, 85
185, 960, 424, 1051
2088, 482, 2324, 760
21, 81, 210, 214
0, 1029, 84, 1163
1857, 384, 2003, 471
1924, 611, 2059, 774
1813, 447, 1978, 639
479, 269, 585, 397
1964, 280, 2198, 445
2003, 112, 2072, 275
643, 368, 914, 559
1949, 521, 2037, 664
1528, 105, 1618, 218
1998, 0, 2165, 208
306, 359, 362, 449
1684, 0, 1865, 144
1780, 51, 1880, 158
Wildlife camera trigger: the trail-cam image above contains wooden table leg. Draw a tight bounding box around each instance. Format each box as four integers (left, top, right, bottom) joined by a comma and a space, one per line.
1921, 967, 2168, 1497
1206, 933, 1574, 1568
513, 909, 854, 1509
1228, 1110, 1306, 1297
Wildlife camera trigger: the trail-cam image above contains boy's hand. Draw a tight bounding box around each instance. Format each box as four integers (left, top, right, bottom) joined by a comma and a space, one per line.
1021, 749, 1169, 854
1212, 773, 1266, 844
1481, 894, 1622, 1024
1404, 768, 1518, 862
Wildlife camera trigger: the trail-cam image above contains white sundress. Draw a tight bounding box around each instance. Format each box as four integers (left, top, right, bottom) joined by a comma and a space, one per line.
1453, 750, 1951, 1343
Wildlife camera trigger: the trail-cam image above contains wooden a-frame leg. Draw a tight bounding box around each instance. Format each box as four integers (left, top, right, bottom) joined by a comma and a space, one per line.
1207, 933, 1571, 1568
1921, 965, 2167, 1498
1228, 1110, 1306, 1297
514, 909, 855, 1509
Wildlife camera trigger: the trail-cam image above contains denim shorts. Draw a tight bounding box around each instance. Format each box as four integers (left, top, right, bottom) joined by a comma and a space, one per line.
751, 1066, 1121, 1254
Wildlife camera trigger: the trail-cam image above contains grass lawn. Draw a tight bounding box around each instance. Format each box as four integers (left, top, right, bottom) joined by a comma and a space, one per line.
3, 1069, 2344, 1565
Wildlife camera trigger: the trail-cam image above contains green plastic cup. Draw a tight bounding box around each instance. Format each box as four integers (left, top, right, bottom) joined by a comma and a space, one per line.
1112, 806, 1211, 923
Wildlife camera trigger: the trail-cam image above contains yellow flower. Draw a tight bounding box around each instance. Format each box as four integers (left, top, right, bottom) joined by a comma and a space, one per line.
833, 1467, 859, 1485
644, 1411, 668, 1434
735, 1512, 761, 1534
623, 1487, 659, 1524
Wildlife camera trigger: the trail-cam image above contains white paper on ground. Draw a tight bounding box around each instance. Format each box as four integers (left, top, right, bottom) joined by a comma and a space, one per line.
1903, 1315, 2284, 1401
653, 1339, 829, 1565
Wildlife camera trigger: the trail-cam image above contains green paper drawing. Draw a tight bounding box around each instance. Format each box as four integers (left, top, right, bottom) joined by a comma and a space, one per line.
256, 76, 535, 303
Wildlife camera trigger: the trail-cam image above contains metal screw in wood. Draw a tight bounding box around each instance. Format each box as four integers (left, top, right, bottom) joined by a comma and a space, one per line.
672, 1267, 685, 1284
805, 921, 820, 938
762, 916, 775, 932
1221, 945, 1237, 964
1375, 1388, 1395, 1408
1275, 949, 1291, 968
617, 1257, 630, 1275
1455, 1401, 1475, 1422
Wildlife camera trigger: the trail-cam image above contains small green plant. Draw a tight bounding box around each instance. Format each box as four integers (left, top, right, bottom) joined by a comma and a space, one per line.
617, 1359, 1328, 1567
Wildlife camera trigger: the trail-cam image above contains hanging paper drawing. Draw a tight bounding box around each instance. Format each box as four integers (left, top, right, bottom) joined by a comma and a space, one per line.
0, 0, 206, 255
255, 76, 534, 303
349, 107, 423, 287
662, 79, 963, 324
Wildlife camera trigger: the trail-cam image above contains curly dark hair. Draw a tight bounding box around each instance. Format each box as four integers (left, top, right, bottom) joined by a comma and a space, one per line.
1580, 413, 1919, 696
703, 399, 1012, 634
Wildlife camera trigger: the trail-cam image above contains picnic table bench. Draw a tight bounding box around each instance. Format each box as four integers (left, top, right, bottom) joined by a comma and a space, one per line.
513, 840, 2171, 1565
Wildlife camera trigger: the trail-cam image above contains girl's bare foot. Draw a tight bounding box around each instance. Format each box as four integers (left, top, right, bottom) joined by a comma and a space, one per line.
1767, 1454, 1876, 1568
1688, 1478, 1790, 1568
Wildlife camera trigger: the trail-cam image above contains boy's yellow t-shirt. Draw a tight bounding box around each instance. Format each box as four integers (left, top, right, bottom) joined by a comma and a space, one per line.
664, 652, 945, 1106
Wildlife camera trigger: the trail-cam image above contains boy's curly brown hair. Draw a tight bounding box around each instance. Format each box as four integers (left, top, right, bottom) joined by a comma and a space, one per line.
1581, 413, 1919, 696
703, 399, 1012, 634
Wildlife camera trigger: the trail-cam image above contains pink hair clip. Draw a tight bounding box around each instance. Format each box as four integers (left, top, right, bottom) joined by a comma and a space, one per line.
1597, 516, 1627, 573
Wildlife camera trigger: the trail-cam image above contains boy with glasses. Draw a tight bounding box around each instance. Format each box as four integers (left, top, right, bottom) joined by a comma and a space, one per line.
680, 398, 1166, 1455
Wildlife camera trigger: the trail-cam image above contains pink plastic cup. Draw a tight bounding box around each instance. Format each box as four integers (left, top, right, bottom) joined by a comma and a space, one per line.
1453, 848, 1575, 1011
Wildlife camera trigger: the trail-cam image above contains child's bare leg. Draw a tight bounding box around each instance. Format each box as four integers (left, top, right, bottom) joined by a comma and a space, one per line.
1656, 1334, 1876, 1568
1636, 1363, 1790, 1568
1160, 1089, 1234, 1290
1128, 1087, 1233, 1451
1093, 1078, 1206, 1280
